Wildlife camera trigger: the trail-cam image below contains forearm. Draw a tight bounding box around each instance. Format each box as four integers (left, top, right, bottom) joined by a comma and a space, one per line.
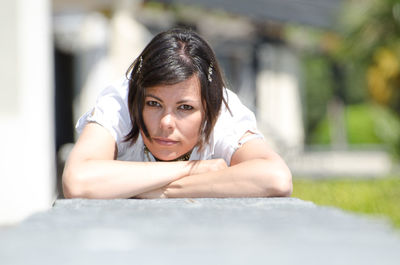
62, 159, 193, 199
164, 159, 292, 198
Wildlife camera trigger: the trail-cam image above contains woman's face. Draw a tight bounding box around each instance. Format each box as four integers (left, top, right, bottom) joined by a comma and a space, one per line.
141, 75, 204, 161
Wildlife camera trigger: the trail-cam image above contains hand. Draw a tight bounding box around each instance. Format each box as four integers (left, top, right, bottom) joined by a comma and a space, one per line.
187, 159, 228, 176
135, 159, 228, 199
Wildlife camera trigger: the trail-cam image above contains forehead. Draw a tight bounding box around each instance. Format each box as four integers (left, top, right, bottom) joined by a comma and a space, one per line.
145, 75, 201, 100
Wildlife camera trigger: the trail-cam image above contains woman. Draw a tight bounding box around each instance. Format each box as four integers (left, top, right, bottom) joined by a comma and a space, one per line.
63, 28, 292, 199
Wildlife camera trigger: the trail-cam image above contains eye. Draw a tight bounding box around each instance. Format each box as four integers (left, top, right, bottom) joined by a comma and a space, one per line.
178, 104, 194, 111
146, 101, 161, 107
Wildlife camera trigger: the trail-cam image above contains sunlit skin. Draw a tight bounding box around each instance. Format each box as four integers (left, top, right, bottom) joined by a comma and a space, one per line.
141, 75, 204, 161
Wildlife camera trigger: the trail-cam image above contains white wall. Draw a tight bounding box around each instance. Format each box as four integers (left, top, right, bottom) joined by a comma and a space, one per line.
256, 44, 304, 154
0, 0, 54, 225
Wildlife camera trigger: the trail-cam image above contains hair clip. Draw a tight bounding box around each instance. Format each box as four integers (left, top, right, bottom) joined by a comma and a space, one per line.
136, 56, 143, 74
208, 62, 213, 82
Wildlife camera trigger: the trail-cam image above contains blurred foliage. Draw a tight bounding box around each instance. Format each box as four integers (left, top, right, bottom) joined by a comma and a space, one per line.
295, 0, 400, 158
346, 104, 383, 144
372, 103, 400, 158
340, 0, 400, 113
293, 177, 400, 228
309, 103, 400, 157
309, 115, 331, 145
301, 55, 334, 141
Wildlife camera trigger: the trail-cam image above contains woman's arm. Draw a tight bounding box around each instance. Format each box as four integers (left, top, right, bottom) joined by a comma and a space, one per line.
137, 136, 292, 198
62, 123, 226, 199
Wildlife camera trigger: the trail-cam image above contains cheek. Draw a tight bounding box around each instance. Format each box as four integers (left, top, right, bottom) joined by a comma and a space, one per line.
142, 109, 156, 133
180, 112, 203, 138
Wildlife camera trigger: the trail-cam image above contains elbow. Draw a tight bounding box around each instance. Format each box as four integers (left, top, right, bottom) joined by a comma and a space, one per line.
273, 169, 293, 197
273, 166, 293, 197
62, 168, 88, 199
262, 161, 293, 197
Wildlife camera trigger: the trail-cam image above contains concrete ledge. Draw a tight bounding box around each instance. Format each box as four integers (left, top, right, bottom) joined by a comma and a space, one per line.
288, 150, 392, 177
1, 198, 400, 265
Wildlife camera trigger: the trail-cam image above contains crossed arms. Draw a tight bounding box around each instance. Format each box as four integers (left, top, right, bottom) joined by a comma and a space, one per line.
62, 123, 292, 199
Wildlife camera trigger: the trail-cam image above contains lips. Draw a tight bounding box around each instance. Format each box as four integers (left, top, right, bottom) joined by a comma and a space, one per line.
153, 137, 179, 146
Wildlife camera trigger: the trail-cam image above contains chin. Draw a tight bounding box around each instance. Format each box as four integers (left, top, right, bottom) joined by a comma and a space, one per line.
159, 156, 181, 162
153, 151, 180, 161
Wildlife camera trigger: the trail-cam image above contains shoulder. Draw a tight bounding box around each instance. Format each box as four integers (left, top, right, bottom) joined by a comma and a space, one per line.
75, 77, 132, 154
97, 77, 130, 103
224, 88, 241, 105
210, 89, 263, 165
218, 88, 257, 125
91, 77, 130, 123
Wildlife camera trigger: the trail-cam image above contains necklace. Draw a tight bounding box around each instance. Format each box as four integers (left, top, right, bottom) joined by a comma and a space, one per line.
143, 145, 192, 162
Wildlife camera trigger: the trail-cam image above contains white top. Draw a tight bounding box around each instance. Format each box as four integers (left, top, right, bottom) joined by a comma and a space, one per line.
76, 77, 263, 165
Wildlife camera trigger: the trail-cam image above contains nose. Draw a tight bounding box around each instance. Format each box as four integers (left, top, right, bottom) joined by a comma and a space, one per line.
160, 112, 175, 131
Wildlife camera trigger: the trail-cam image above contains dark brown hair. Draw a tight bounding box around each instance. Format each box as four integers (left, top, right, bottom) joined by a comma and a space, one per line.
125, 28, 229, 150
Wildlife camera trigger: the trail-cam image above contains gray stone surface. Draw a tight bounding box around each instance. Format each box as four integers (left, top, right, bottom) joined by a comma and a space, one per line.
1, 198, 400, 265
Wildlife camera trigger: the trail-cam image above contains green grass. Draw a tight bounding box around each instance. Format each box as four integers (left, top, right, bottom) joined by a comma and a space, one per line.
292, 177, 400, 228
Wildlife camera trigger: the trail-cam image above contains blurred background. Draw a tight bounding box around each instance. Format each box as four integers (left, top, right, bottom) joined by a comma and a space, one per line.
1, 0, 400, 226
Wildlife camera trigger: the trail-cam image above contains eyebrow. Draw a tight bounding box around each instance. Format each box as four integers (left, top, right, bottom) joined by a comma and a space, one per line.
145, 94, 163, 102
145, 93, 198, 104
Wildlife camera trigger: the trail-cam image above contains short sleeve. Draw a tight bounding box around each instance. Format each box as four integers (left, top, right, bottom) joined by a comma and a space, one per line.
212, 89, 264, 165
75, 78, 131, 154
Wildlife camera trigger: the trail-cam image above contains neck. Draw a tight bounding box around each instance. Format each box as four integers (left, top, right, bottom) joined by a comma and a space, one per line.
144, 146, 192, 162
